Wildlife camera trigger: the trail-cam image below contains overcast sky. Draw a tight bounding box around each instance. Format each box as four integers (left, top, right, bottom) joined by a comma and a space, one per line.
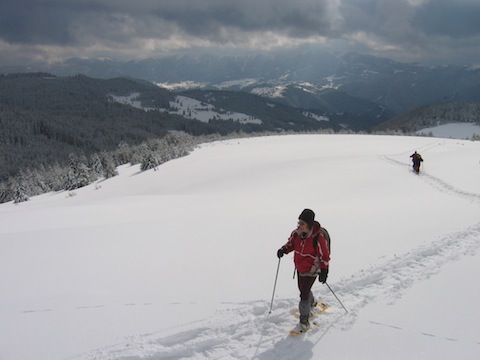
1, 0, 480, 66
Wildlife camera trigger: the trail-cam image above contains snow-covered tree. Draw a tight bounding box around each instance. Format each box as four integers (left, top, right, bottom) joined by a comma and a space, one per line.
100, 152, 118, 178
65, 153, 91, 190
90, 153, 103, 178
0, 181, 10, 203
140, 152, 159, 171
13, 182, 29, 204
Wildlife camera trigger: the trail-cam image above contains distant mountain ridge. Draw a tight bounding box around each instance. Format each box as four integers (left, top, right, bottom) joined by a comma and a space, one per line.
2, 48, 480, 183
3, 48, 479, 118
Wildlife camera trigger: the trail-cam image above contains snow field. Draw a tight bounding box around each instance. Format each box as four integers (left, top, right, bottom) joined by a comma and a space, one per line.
1, 133, 479, 359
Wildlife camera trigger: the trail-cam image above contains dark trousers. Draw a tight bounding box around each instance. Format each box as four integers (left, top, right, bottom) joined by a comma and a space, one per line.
297, 273, 317, 301
297, 273, 317, 320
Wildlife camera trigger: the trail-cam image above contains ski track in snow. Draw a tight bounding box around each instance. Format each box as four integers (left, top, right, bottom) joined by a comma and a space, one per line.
71, 220, 480, 360
381, 155, 480, 204
71, 156, 480, 360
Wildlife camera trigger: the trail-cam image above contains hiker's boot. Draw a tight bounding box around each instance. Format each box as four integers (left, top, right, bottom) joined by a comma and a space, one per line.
298, 315, 310, 332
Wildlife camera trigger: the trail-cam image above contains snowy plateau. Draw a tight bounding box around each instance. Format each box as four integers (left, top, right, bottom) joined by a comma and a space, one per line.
1, 127, 480, 360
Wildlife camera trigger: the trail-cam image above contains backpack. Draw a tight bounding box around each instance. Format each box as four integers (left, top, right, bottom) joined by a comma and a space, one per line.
314, 227, 331, 254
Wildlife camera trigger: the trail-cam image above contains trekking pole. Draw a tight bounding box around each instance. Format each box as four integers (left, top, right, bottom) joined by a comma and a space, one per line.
325, 282, 348, 314
269, 258, 281, 314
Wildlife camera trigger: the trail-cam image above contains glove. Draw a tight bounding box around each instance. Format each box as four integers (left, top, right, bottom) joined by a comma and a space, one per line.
318, 268, 328, 283
277, 247, 286, 258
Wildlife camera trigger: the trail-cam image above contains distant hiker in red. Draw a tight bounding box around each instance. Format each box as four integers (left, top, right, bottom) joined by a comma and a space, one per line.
410, 151, 423, 174
277, 209, 330, 333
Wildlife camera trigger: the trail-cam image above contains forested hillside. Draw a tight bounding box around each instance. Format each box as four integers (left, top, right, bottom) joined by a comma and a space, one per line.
0, 73, 335, 204
2, 72, 477, 205
374, 102, 480, 133
0, 75, 248, 181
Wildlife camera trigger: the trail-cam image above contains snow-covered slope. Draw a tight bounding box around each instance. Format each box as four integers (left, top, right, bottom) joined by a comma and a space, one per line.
110, 93, 262, 124
1, 134, 479, 360
417, 122, 480, 139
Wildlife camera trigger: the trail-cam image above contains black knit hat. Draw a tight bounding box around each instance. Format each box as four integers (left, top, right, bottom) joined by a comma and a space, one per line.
299, 209, 315, 227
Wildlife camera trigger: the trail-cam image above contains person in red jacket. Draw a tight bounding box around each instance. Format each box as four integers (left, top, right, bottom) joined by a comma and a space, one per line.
277, 209, 330, 333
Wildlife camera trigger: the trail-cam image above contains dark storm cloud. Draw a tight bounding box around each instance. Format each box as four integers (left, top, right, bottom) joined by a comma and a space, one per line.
329, 0, 480, 64
340, 0, 480, 38
150, 0, 337, 39
0, 0, 479, 65
338, 0, 422, 49
0, 0, 337, 47
412, 0, 480, 38
0, 0, 108, 45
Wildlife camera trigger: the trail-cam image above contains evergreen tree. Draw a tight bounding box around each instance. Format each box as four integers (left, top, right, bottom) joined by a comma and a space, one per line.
65, 153, 91, 190
18, 168, 49, 197
0, 181, 9, 203
140, 152, 159, 171
76, 157, 91, 188
47, 162, 67, 191
115, 142, 132, 165
13, 182, 29, 204
90, 153, 103, 178
100, 152, 118, 178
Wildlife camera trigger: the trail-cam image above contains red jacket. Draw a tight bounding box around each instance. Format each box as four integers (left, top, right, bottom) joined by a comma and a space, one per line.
282, 221, 330, 274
